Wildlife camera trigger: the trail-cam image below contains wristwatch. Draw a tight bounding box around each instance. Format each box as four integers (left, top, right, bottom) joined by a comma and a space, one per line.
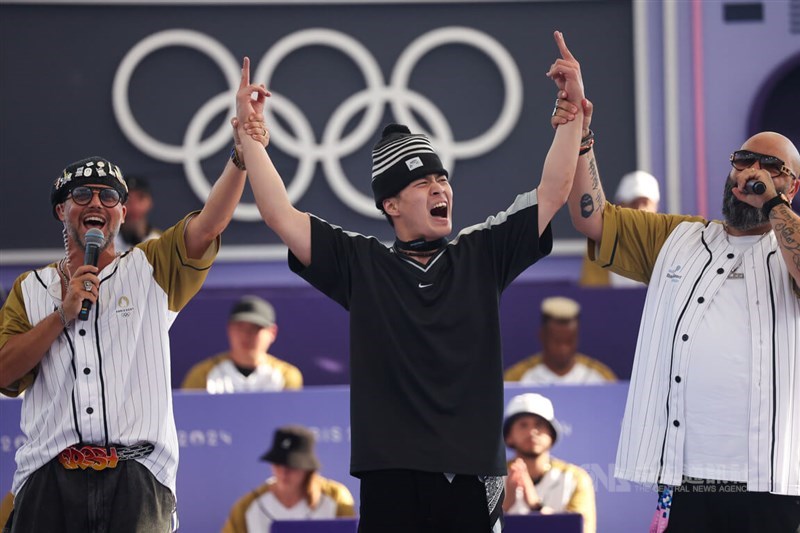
762, 193, 791, 218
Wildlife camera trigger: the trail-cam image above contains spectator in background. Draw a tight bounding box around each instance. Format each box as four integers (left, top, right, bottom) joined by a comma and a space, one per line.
181, 295, 303, 393
580, 170, 660, 287
223, 425, 355, 532
502, 393, 596, 533
114, 175, 161, 252
504, 296, 616, 385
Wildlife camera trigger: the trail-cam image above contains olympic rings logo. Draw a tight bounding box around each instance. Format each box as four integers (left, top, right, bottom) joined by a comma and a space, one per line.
113, 27, 523, 220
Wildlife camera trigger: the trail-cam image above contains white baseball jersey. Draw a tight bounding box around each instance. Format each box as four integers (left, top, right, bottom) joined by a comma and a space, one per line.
223, 476, 355, 533
0, 213, 218, 496
592, 204, 800, 495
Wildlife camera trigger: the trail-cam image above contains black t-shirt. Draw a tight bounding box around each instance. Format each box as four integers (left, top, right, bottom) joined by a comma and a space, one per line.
289, 190, 552, 476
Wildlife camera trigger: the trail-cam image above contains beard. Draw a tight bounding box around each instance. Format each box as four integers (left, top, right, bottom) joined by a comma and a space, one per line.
721, 174, 781, 231
64, 220, 118, 252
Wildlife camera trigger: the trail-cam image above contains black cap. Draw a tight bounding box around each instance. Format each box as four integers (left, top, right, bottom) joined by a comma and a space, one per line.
228, 295, 276, 328
260, 425, 321, 471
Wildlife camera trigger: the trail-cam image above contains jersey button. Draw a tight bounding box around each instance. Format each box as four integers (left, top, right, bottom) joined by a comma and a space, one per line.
674, 376, 682, 383
673, 420, 680, 427
83, 368, 91, 375
79, 329, 86, 337
682, 334, 689, 341
717, 268, 725, 275
86, 407, 94, 414
697, 297, 705, 304
727, 253, 735, 259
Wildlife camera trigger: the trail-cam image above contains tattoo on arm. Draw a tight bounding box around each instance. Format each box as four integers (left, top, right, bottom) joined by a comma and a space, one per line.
585, 156, 605, 219
580, 194, 594, 219
771, 206, 800, 271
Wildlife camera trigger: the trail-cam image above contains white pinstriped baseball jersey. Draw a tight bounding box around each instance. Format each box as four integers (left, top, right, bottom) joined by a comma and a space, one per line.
590, 204, 800, 495
0, 213, 218, 496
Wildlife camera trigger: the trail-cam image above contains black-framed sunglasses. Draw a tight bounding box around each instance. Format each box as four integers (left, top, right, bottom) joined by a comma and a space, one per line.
69, 186, 122, 208
730, 150, 798, 180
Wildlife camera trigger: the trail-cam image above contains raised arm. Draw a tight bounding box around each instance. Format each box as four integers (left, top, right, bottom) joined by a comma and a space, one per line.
182, 61, 270, 259
535, 31, 585, 235
236, 57, 312, 266
548, 37, 606, 244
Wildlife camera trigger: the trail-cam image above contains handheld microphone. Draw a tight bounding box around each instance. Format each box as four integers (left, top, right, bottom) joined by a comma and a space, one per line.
78, 228, 105, 321
744, 180, 766, 195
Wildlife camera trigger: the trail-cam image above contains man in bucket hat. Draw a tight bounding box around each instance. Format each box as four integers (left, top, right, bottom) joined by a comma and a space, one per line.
0, 59, 268, 532
234, 31, 585, 533
502, 393, 595, 533
223, 425, 355, 532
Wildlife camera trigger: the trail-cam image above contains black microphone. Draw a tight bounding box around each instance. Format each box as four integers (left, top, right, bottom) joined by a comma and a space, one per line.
78, 228, 105, 321
744, 180, 766, 195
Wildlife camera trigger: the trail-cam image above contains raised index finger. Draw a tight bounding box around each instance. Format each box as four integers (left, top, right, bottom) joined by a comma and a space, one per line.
553, 30, 575, 61
239, 56, 251, 89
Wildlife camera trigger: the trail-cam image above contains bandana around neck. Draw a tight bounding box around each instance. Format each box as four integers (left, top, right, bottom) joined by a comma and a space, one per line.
394, 237, 447, 257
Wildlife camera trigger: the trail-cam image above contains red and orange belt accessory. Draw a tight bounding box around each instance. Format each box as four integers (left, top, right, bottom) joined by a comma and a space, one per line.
58, 442, 155, 471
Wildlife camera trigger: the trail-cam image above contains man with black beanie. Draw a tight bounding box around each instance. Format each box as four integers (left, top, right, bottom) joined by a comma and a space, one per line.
235, 31, 585, 533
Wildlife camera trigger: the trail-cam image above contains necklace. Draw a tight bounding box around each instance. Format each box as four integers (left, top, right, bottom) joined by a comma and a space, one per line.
57, 258, 71, 284
722, 223, 770, 280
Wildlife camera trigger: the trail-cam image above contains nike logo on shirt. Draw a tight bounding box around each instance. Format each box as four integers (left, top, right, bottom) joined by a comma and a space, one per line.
418, 283, 433, 288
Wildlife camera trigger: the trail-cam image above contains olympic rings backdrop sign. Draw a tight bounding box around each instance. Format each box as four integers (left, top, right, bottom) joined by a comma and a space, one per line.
0, 1, 635, 259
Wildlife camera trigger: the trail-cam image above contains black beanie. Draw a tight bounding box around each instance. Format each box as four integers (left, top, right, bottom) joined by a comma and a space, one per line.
370, 124, 449, 211
51, 156, 129, 219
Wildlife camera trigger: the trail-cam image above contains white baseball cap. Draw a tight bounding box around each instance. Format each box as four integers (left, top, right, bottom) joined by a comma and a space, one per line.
615, 171, 661, 204
503, 393, 561, 442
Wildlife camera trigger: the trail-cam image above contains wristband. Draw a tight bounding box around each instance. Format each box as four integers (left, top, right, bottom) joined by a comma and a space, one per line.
579, 129, 595, 156
56, 305, 69, 328
762, 194, 790, 218
230, 145, 246, 171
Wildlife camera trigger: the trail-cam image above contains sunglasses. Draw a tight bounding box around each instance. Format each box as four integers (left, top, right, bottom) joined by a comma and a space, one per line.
69, 186, 122, 208
730, 150, 798, 180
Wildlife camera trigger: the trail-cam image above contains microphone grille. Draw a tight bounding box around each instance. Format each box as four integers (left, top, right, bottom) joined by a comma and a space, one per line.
85, 228, 105, 247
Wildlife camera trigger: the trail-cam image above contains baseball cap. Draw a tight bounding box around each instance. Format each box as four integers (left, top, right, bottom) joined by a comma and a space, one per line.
615, 171, 661, 204
503, 393, 562, 443
541, 296, 580, 321
228, 295, 276, 328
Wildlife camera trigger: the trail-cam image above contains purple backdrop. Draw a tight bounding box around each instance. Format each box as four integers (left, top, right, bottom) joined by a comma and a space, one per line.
0, 383, 654, 533
168, 269, 646, 388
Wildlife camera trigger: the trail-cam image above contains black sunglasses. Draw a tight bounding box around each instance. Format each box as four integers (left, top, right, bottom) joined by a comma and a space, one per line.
69, 186, 122, 208
730, 150, 797, 180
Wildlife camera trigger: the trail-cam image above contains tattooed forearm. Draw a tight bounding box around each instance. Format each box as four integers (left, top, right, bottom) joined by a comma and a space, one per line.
587, 155, 605, 212
580, 194, 594, 218
770, 205, 800, 273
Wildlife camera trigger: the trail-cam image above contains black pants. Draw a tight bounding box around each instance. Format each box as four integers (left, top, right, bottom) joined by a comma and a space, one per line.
6, 456, 175, 533
357, 469, 496, 533
666, 480, 800, 533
